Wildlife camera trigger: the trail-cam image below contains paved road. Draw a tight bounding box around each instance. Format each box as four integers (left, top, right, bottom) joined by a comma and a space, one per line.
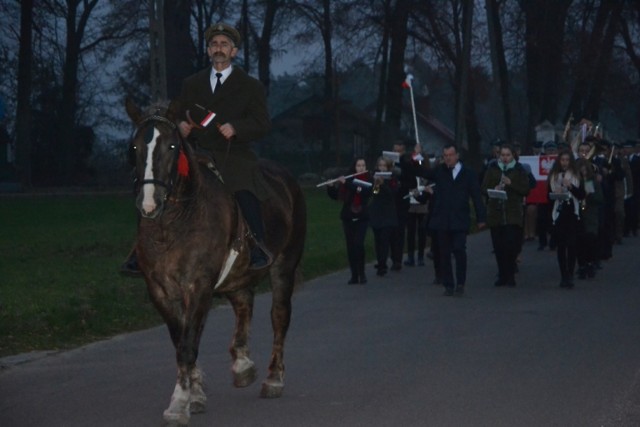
2, 231, 640, 426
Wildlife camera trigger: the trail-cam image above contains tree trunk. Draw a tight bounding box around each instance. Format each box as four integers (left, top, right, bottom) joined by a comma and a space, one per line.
321, 0, 334, 169
164, 0, 195, 99
455, 0, 472, 152
485, 0, 512, 143
149, 0, 168, 102
564, 1, 611, 121
58, 0, 82, 184
15, 0, 33, 190
257, 1, 279, 95
583, 1, 624, 120
240, 0, 251, 72
465, 75, 483, 171
384, 0, 411, 136
619, 14, 640, 137
524, 0, 572, 141
373, 0, 392, 160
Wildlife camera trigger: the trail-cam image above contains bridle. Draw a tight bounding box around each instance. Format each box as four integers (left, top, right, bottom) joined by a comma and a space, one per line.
135, 114, 185, 198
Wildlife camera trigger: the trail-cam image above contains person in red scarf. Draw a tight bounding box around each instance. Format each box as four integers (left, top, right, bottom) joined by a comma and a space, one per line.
327, 158, 372, 284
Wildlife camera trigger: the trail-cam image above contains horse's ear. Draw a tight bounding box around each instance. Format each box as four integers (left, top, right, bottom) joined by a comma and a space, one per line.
125, 97, 142, 124
166, 98, 180, 124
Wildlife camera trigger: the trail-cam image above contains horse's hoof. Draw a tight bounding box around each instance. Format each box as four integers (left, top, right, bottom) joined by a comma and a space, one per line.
232, 357, 257, 388
189, 396, 206, 414
163, 409, 190, 426
260, 379, 284, 398
233, 364, 257, 388
189, 382, 206, 413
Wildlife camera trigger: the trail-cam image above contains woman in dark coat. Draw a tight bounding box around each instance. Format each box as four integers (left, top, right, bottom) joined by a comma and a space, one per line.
327, 158, 372, 284
548, 149, 586, 288
481, 144, 531, 287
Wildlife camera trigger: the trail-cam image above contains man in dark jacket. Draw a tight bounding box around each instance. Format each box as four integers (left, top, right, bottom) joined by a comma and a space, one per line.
415, 144, 486, 296
175, 23, 272, 269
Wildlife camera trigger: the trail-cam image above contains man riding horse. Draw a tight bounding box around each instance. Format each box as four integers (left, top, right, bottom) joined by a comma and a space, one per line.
122, 22, 272, 272
176, 22, 273, 269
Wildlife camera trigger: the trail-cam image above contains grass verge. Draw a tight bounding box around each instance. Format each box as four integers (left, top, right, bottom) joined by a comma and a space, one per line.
0, 188, 373, 357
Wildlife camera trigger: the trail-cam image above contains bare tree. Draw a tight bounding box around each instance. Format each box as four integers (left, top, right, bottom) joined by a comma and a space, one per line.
164, 0, 195, 99
371, 0, 393, 156
411, 0, 485, 167
565, 0, 624, 121
15, 0, 33, 189
522, 0, 572, 141
149, 0, 167, 101
239, 0, 287, 94
485, 0, 512, 142
383, 0, 412, 139
619, 0, 640, 136
36, 0, 146, 184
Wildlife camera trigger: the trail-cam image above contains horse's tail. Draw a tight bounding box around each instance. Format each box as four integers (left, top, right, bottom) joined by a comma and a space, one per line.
260, 159, 307, 291
290, 178, 307, 290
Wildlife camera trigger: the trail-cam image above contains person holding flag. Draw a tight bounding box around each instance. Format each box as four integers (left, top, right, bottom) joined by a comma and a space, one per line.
413, 144, 487, 296
173, 22, 273, 269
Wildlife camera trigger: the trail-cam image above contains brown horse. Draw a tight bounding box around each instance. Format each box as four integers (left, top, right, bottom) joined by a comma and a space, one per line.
125, 99, 306, 426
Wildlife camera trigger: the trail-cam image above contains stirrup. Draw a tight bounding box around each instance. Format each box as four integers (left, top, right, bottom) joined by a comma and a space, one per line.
249, 240, 273, 270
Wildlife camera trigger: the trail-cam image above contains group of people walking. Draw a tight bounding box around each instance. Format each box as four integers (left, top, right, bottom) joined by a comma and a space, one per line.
328, 141, 486, 295
328, 136, 640, 294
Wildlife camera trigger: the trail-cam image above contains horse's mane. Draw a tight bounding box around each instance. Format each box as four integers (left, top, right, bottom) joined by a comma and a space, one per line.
142, 100, 171, 115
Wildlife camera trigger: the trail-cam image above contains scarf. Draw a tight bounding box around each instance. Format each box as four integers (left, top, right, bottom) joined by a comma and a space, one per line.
549, 169, 580, 223
346, 174, 370, 213
500, 159, 516, 172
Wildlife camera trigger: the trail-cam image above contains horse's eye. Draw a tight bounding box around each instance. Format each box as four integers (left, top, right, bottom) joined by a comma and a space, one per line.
128, 144, 137, 166
169, 144, 177, 150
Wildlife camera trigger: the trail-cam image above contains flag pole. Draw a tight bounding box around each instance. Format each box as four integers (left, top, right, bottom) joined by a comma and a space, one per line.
404, 74, 421, 146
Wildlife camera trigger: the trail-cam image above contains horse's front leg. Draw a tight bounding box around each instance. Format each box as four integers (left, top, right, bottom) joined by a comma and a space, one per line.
226, 288, 257, 388
157, 290, 211, 425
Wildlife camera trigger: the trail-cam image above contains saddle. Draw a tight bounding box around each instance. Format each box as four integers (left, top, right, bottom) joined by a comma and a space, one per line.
194, 149, 225, 184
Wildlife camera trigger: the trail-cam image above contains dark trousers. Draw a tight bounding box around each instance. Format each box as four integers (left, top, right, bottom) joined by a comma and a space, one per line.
390, 206, 409, 266
554, 211, 579, 281
236, 190, 264, 241
429, 229, 442, 281
490, 225, 521, 285
598, 204, 615, 260
406, 212, 427, 260
624, 196, 639, 235
343, 219, 368, 280
537, 203, 554, 249
436, 230, 468, 290
577, 228, 598, 268
373, 226, 394, 271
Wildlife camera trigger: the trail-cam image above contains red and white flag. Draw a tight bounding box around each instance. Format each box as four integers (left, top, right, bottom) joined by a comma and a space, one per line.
200, 111, 216, 127
402, 74, 414, 89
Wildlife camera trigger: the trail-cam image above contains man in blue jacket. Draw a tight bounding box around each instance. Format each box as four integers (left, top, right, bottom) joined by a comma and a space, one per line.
415, 144, 486, 296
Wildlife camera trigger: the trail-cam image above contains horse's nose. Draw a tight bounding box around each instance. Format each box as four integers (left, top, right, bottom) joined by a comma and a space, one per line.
142, 200, 156, 215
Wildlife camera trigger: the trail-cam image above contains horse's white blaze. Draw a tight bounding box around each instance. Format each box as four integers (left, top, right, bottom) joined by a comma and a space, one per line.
142, 128, 160, 214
